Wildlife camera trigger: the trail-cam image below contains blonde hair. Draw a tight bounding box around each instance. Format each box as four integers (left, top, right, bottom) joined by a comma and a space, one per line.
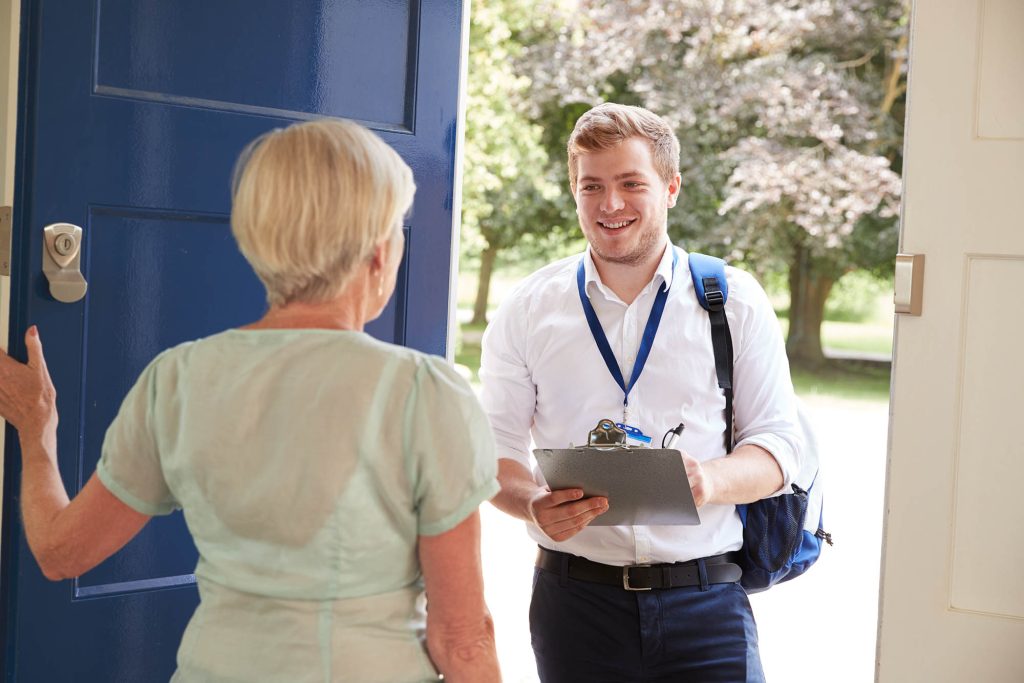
230, 119, 415, 306
567, 103, 681, 193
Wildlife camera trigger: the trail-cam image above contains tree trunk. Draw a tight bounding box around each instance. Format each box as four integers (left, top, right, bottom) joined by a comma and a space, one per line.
471, 241, 500, 326
786, 243, 836, 368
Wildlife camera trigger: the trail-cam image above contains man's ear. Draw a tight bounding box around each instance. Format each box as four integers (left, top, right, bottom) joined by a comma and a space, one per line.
667, 172, 682, 208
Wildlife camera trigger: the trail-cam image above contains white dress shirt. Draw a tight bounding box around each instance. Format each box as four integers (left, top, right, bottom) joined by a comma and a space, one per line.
479, 244, 803, 566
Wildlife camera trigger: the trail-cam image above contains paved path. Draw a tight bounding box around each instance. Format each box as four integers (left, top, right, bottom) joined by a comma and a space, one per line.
479, 394, 890, 683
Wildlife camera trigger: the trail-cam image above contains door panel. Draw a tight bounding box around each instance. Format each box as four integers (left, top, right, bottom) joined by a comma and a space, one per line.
94, 0, 418, 128
1, 0, 464, 680
879, 1, 1024, 680
76, 208, 263, 596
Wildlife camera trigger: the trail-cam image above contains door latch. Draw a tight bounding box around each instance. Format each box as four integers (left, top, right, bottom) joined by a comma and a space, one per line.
894, 253, 924, 316
42, 222, 88, 302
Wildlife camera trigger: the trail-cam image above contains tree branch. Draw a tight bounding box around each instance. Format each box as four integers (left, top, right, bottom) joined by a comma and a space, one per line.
836, 48, 878, 69
880, 32, 909, 115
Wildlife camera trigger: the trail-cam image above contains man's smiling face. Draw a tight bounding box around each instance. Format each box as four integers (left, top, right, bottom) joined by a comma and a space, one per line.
573, 136, 681, 268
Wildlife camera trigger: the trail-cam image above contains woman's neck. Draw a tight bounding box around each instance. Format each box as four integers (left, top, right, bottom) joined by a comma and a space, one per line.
242, 287, 371, 332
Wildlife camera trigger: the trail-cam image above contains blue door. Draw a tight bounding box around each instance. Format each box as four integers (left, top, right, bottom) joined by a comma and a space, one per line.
1, 1, 465, 679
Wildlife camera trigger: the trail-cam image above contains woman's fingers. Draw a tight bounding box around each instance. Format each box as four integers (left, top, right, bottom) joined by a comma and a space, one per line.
0, 327, 59, 438
24, 326, 48, 373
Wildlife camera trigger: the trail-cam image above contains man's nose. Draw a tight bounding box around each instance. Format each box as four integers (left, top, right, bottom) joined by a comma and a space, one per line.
601, 188, 625, 213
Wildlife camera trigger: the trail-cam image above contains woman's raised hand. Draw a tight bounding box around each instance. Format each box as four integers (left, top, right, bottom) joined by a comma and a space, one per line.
0, 327, 58, 442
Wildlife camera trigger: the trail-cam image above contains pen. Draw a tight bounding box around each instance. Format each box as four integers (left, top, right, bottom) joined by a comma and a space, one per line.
662, 422, 685, 449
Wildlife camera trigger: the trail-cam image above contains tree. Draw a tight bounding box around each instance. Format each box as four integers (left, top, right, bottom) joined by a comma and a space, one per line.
521, 0, 908, 366
461, 0, 572, 325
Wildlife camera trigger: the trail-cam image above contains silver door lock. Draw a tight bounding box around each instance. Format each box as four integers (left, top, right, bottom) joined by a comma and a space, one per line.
42, 222, 88, 302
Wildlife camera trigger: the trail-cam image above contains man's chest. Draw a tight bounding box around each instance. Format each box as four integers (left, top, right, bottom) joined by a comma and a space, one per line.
524, 307, 726, 423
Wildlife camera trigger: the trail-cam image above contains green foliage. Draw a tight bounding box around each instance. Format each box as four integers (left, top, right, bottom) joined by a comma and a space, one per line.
463, 1, 909, 358
824, 271, 893, 323
461, 0, 575, 273
522, 0, 908, 268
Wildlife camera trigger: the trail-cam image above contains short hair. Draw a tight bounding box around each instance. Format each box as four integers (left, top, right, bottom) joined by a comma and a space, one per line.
230, 119, 415, 307
567, 103, 681, 194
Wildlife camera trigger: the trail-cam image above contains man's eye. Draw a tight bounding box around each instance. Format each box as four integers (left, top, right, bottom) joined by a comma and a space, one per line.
625, 182, 645, 189
582, 185, 600, 192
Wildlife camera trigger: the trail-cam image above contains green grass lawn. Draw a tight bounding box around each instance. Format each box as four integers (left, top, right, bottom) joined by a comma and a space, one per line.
454, 321, 486, 382
822, 321, 893, 356
790, 361, 891, 403
779, 319, 893, 357
456, 320, 892, 403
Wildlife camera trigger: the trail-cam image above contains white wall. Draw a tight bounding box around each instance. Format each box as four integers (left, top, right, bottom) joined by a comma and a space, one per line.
0, 0, 21, 482
0, 0, 17, 342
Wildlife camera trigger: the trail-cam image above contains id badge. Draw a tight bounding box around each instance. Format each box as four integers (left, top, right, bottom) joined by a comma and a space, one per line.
616, 422, 652, 448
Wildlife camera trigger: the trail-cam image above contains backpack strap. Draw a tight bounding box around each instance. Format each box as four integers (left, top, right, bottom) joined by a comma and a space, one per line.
688, 253, 735, 452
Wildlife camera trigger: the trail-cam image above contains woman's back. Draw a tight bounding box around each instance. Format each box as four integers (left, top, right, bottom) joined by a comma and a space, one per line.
98, 329, 498, 682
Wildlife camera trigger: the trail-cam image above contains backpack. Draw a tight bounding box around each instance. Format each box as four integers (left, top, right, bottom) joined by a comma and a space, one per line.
687, 252, 832, 593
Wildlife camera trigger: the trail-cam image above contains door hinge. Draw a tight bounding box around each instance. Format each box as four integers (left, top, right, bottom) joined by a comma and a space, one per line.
0, 206, 11, 276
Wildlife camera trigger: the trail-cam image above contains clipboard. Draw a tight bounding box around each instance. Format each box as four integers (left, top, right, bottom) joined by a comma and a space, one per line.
534, 447, 701, 526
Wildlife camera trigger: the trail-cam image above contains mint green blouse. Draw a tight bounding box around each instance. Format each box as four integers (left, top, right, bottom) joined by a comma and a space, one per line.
96, 329, 499, 683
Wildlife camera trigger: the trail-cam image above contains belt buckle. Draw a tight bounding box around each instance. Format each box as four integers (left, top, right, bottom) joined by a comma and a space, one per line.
622, 564, 652, 591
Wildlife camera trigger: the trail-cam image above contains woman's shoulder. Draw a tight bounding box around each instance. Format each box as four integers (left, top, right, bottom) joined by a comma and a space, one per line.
368, 340, 473, 399
140, 329, 470, 395
335, 329, 448, 368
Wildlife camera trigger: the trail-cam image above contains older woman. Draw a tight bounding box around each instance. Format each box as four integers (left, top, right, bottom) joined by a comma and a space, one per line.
0, 119, 501, 682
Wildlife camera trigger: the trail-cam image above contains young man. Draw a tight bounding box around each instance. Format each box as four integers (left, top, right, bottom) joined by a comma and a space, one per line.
480, 103, 803, 682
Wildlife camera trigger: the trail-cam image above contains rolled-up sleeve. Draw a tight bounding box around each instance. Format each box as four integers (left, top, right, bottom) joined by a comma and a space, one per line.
478, 292, 537, 470
96, 358, 179, 516
729, 270, 804, 494
407, 357, 500, 536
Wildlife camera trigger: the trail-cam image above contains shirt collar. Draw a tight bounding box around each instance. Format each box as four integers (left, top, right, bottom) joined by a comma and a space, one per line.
583, 241, 679, 298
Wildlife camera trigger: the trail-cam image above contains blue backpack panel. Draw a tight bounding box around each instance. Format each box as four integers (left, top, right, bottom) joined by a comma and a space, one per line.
688, 252, 832, 593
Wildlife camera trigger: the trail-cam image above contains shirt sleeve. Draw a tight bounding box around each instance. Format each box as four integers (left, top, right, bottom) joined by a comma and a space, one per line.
478, 290, 537, 469
96, 356, 179, 516
406, 356, 500, 536
729, 269, 805, 495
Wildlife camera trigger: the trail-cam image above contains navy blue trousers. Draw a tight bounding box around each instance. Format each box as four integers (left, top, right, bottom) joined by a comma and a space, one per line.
529, 565, 765, 683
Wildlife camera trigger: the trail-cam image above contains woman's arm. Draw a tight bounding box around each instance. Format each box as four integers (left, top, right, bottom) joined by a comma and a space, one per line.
22, 467, 150, 581
1, 327, 150, 580
418, 511, 501, 682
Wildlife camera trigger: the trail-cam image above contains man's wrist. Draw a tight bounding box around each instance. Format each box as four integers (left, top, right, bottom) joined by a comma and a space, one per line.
495, 458, 546, 524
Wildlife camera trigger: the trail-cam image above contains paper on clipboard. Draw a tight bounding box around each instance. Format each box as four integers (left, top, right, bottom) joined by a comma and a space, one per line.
534, 447, 701, 526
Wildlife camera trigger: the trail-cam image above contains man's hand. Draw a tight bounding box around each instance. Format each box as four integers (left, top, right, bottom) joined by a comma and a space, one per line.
682, 445, 784, 507
682, 452, 715, 508
0, 327, 58, 445
527, 488, 608, 542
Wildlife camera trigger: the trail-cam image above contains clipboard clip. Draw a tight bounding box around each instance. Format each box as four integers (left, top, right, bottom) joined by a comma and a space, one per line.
587, 419, 627, 447
589, 417, 626, 448
570, 419, 655, 451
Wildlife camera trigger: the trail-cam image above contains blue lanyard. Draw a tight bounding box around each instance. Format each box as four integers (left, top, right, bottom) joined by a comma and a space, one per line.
576, 249, 678, 418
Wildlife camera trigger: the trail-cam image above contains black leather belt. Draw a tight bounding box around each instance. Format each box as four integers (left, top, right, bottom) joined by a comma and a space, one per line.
536, 547, 743, 591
